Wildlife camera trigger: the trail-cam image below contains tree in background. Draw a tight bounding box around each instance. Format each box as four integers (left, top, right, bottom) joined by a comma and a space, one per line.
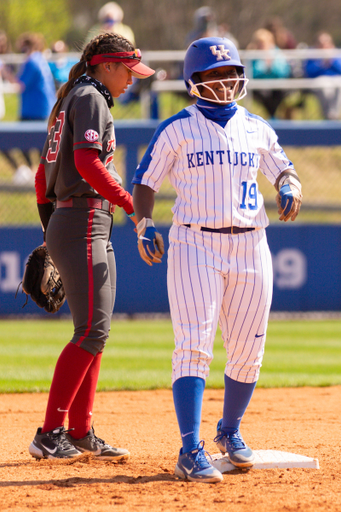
0, 0, 73, 50
1, 0, 341, 51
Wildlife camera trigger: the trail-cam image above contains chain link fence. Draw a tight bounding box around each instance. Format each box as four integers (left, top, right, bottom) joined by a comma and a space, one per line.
1, 140, 341, 227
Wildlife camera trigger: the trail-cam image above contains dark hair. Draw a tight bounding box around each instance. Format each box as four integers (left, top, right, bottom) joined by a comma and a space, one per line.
16, 32, 45, 53
48, 32, 134, 129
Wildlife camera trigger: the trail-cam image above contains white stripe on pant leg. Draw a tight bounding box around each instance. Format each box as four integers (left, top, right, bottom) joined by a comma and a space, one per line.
219, 229, 273, 383
168, 225, 224, 384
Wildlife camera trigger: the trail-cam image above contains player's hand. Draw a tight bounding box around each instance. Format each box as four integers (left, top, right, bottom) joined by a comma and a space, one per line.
137, 218, 165, 266
276, 182, 302, 222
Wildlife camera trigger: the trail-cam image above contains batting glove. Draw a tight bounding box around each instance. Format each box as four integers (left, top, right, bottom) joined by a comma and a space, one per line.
276, 175, 302, 222
137, 218, 165, 266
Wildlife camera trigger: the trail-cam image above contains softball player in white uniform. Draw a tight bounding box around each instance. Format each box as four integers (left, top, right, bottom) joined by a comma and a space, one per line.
133, 37, 302, 483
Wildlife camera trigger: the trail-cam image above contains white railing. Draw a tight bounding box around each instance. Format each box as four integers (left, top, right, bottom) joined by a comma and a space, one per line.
151, 76, 341, 92
143, 49, 341, 92
2, 48, 341, 69
2, 49, 341, 117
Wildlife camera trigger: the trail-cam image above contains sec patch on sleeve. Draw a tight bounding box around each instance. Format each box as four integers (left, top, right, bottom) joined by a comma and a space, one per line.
84, 129, 99, 142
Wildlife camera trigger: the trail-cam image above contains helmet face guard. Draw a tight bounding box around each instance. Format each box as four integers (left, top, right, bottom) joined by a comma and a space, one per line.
183, 37, 248, 104
188, 76, 248, 104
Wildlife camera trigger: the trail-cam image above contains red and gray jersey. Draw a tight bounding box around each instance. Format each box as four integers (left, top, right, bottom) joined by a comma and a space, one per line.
41, 82, 121, 202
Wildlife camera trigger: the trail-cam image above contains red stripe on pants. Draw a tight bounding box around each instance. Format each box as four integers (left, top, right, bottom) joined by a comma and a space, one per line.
76, 208, 95, 346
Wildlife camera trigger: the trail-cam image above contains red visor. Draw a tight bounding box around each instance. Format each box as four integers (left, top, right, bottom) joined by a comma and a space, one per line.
88, 50, 155, 79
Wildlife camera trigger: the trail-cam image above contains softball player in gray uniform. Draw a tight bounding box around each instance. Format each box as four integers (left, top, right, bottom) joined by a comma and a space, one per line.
133, 37, 302, 483
29, 33, 154, 460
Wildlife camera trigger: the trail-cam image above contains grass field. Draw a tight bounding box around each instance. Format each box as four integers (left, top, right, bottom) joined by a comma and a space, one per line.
0, 317, 340, 393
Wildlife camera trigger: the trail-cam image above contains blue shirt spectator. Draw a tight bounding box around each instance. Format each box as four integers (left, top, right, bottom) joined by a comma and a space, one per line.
16, 32, 56, 120
304, 32, 341, 120
305, 33, 341, 78
48, 40, 78, 90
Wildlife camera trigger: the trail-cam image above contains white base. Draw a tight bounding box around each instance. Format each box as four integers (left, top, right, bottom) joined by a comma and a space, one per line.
211, 450, 319, 473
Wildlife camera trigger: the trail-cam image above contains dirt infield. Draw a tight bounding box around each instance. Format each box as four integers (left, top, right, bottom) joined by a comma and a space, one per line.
1, 386, 340, 512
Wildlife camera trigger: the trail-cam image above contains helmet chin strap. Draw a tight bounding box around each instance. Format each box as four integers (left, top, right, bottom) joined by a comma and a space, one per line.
189, 78, 248, 104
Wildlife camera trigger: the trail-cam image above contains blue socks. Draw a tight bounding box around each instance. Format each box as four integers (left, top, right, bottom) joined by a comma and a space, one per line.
172, 376, 205, 453
221, 374, 257, 433
172, 375, 256, 453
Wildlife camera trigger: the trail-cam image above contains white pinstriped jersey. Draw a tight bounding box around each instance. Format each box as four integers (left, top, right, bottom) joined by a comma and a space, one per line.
133, 104, 294, 229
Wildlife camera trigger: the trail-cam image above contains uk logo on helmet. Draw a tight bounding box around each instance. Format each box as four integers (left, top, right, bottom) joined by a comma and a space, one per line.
84, 129, 99, 142
209, 45, 231, 61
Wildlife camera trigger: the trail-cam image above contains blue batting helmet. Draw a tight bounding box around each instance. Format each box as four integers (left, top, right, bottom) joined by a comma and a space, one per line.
183, 37, 247, 102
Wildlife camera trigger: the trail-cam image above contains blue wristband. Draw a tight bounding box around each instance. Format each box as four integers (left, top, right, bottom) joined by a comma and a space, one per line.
128, 212, 135, 217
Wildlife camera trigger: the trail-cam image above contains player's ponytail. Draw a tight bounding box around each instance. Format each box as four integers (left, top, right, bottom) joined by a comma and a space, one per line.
48, 60, 87, 130
48, 32, 134, 130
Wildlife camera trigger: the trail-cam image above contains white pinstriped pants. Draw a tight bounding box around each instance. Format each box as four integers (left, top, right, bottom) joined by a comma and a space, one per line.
167, 224, 273, 385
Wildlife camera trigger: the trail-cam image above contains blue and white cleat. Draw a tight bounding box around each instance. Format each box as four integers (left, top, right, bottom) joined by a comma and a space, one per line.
214, 418, 255, 468
175, 440, 223, 483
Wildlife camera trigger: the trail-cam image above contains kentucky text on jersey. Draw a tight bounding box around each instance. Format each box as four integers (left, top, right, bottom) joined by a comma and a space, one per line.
132, 105, 295, 229
187, 150, 260, 168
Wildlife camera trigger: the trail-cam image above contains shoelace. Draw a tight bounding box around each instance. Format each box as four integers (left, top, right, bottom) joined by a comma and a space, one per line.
89, 427, 107, 447
93, 435, 106, 446
228, 431, 246, 450
49, 427, 77, 449
214, 430, 246, 450
192, 441, 212, 469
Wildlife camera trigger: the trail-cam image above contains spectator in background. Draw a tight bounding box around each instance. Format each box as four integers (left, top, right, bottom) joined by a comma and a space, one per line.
304, 32, 341, 120
265, 17, 310, 118
0, 31, 32, 182
185, 6, 218, 46
265, 16, 297, 50
16, 32, 56, 122
247, 28, 291, 118
48, 40, 78, 90
86, 2, 135, 46
11, 32, 56, 185
0, 31, 17, 119
85, 3, 141, 111
218, 22, 239, 49
185, 6, 239, 48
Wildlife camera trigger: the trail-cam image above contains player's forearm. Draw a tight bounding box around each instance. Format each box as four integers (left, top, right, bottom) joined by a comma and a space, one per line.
74, 148, 134, 214
133, 184, 155, 222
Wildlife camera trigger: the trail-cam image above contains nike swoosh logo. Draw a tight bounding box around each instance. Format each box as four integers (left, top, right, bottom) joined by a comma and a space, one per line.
181, 431, 194, 438
247, 130, 256, 133
139, 235, 152, 241
41, 443, 58, 454
255, 334, 264, 338
57, 407, 68, 412
77, 446, 101, 455
184, 466, 194, 475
